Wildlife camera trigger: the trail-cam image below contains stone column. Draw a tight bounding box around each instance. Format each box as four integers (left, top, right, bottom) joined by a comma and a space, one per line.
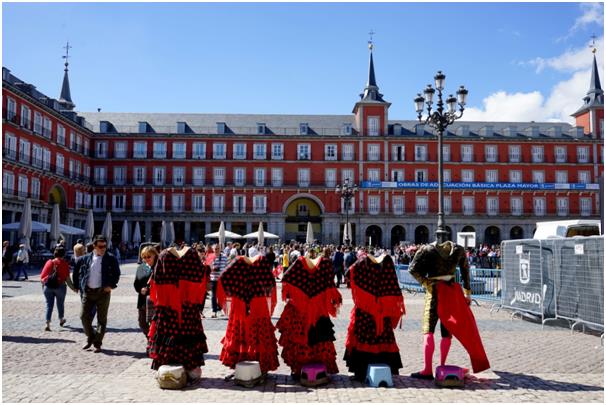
184, 221, 191, 244
145, 220, 152, 242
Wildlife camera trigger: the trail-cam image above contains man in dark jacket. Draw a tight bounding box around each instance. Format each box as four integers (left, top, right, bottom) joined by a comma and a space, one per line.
73, 235, 121, 353
332, 246, 345, 287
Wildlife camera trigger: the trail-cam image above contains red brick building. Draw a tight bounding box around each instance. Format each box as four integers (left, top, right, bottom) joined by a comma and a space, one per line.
2, 47, 603, 247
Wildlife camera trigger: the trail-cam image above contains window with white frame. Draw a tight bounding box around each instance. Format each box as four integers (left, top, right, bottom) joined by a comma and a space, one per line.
555, 145, 567, 163
134, 167, 146, 185
367, 116, 379, 136
42, 148, 51, 170
367, 144, 380, 161
19, 139, 30, 163
113, 194, 126, 212
392, 196, 404, 215
341, 197, 355, 214
31, 178, 40, 200
299, 123, 308, 135
76, 134, 82, 153
83, 164, 90, 180
325, 144, 337, 160
213, 143, 226, 159
234, 168, 246, 186
580, 197, 592, 216
461, 144, 474, 162
443, 169, 451, 183
18, 175, 28, 197
342, 144, 354, 160
153, 142, 167, 159
152, 194, 165, 212
462, 196, 475, 215
415, 145, 427, 161
2, 171, 14, 194
485, 145, 498, 162
132, 194, 145, 212
133, 141, 147, 158
271, 168, 283, 187
532, 170, 545, 184
192, 195, 205, 213
67, 160, 74, 177
94, 194, 106, 211
153, 167, 165, 186
444, 195, 452, 214
556, 197, 568, 216
416, 196, 428, 215
57, 124, 66, 145
75, 191, 83, 209
271, 143, 283, 160
576, 146, 589, 163
392, 145, 405, 161
192, 167, 205, 186
233, 195, 246, 213
4, 133, 16, 159
415, 169, 428, 182
32, 144, 43, 167
297, 144, 311, 160
233, 143, 247, 160
442, 144, 451, 162
531, 145, 544, 163
511, 197, 523, 215
172, 142, 186, 159
83, 139, 89, 156
367, 168, 380, 182
256, 123, 266, 135
34, 112, 42, 134
254, 168, 265, 186
509, 170, 522, 183
533, 197, 546, 216
509, 145, 521, 162
485, 169, 498, 183
298, 168, 310, 187
391, 169, 404, 182
6, 97, 16, 121
192, 142, 206, 159
20, 105, 31, 128
368, 195, 380, 214
555, 170, 568, 184
74, 160, 81, 177
212, 194, 224, 213
253, 143, 266, 160
95, 141, 108, 158
43, 117, 52, 138
213, 167, 225, 186
487, 196, 499, 216
325, 169, 336, 187
461, 169, 474, 183
578, 170, 591, 184
94, 167, 107, 185
84, 193, 92, 209
173, 167, 185, 186
342, 123, 352, 135
172, 194, 185, 212
253, 195, 267, 214
113, 167, 126, 185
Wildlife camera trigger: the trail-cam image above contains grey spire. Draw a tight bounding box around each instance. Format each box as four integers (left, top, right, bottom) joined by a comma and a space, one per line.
58, 42, 75, 111
572, 51, 603, 116
360, 41, 385, 102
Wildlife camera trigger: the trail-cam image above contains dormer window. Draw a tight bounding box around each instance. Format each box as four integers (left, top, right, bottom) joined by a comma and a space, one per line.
257, 123, 266, 135
342, 123, 352, 135
299, 123, 308, 135
100, 121, 111, 133
177, 122, 187, 134
138, 122, 149, 133
217, 122, 226, 134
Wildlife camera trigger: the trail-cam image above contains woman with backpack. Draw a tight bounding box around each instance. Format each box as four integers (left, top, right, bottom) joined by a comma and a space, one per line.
40, 245, 71, 331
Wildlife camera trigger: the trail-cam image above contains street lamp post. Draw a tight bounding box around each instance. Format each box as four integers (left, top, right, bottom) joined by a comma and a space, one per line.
414, 71, 468, 243
335, 178, 358, 246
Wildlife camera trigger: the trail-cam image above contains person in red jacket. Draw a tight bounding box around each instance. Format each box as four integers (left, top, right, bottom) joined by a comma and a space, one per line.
40, 245, 71, 331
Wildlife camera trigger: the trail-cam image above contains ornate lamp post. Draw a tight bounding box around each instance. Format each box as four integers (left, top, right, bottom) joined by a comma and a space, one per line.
414, 71, 468, 243
335, 178, 358, 246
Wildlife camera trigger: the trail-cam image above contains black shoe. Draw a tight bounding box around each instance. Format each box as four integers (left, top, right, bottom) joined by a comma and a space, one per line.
82, 342, 93, 350
93, 344, 102, 353
410, 371, 434, 380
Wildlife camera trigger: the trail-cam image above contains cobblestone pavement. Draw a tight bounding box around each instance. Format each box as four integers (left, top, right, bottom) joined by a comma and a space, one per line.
2, 262, 603, 402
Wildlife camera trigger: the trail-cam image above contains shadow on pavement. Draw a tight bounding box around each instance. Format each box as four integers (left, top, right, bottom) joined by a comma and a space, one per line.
101, 349, 148, 359
2, 285, 22, 289
2, 335, 76, 344
479, 371, 604, 392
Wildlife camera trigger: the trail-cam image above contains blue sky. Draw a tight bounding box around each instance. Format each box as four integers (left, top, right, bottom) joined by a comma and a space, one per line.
2, 2, 604, 123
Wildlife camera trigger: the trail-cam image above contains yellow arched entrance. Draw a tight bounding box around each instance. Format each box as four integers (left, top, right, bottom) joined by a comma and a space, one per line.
284, 197, 322, 242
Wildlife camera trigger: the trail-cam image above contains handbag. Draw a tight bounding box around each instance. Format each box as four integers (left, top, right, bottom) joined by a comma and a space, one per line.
45, 260, 61, 289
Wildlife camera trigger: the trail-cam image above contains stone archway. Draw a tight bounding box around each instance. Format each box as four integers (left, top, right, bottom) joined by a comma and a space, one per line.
284, 196, 323, 243
484, 226, 501, 246
365, 225, 382, 247
510, 226, 524, 240
48, 184, 68, 223
390, 225, 406, 248
415, 225, 430, 244
461, 225, 475, 233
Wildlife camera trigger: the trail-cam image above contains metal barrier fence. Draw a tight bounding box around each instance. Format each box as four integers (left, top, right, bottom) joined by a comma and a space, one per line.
500, 236, 604, 333
395, 264, 502, 304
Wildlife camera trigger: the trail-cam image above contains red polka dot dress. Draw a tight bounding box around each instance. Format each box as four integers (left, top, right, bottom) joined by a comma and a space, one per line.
344, 254, 405, 380
217, 255, 279, 373
147, 247, 210, 371
276, 256, 342, 376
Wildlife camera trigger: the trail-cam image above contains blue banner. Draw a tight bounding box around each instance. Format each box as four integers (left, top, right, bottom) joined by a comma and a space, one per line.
360, 181, 599, 191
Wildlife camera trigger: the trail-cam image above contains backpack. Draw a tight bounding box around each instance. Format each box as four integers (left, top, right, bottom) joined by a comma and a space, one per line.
45, 260, 61, 289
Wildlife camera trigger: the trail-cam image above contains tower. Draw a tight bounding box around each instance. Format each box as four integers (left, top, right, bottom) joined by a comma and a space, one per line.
58, 42, 75, 111
571, 41, 603, 139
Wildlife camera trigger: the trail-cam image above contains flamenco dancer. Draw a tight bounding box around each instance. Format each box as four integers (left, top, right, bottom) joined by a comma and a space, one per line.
276, 253, 342, 380
408, 240, 490, 380
216, 253, 279, 374
147, 245, 210, 377
344, 253, 405, 381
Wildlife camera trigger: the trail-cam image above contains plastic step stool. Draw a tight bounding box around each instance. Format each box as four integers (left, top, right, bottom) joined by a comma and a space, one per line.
300, 363, 330, 387
366, 364, 393, 388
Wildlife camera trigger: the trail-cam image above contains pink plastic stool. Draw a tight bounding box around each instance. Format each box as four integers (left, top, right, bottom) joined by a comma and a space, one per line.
300, 363, 329, 387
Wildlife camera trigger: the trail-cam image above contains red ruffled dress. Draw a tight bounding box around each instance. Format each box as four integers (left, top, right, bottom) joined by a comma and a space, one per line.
276, 256, 343, 375
147, 247, 210, 371
216, 255, 279, 373
344, 254, 405, 380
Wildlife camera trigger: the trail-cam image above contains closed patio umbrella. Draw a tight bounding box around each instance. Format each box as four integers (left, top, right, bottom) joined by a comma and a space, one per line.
168, 221, 175, 246
306, 221, 314, 245
257, 222, 265, 247
132, 222, 142, 246
84, 209, 95, 243
342, 222, 350, 246
101, 211, 113, 248
121, 219, 130, 245
218, 221, 226, 249
18, 199, 32, 252
160, 220, 168, 248
49, 203, 61, 248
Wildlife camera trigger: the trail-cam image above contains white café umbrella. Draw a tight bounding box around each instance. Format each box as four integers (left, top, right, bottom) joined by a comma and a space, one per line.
242, 231, 280, 239
257, 222, 265, 247
205, 230, 242, 239
132, 222, 142, 246
218, 221, 226, 248
17, 199, 32, 251
2, 221, 47, 233
347, 222, 353, 245
121, 219, 130, 245
101, 211, 113, 248
342, 222, 351, 245
84, 209, 95, 243
49, 203, 61, 247
306, 221, 314, 245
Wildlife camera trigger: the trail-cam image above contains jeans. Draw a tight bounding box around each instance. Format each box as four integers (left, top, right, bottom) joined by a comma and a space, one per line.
211, 280, 221, 313
80, 288, 111, 346
14, 262, 28, 280
43, 284, 67, 322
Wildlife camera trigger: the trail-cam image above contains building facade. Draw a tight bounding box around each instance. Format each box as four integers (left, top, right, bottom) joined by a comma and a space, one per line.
2, 47, 603, 248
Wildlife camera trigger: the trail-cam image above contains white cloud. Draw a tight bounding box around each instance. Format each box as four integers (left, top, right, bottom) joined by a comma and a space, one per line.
464, 91, 545, 122
527, 37, 604, 73
557, 2, 604, 42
